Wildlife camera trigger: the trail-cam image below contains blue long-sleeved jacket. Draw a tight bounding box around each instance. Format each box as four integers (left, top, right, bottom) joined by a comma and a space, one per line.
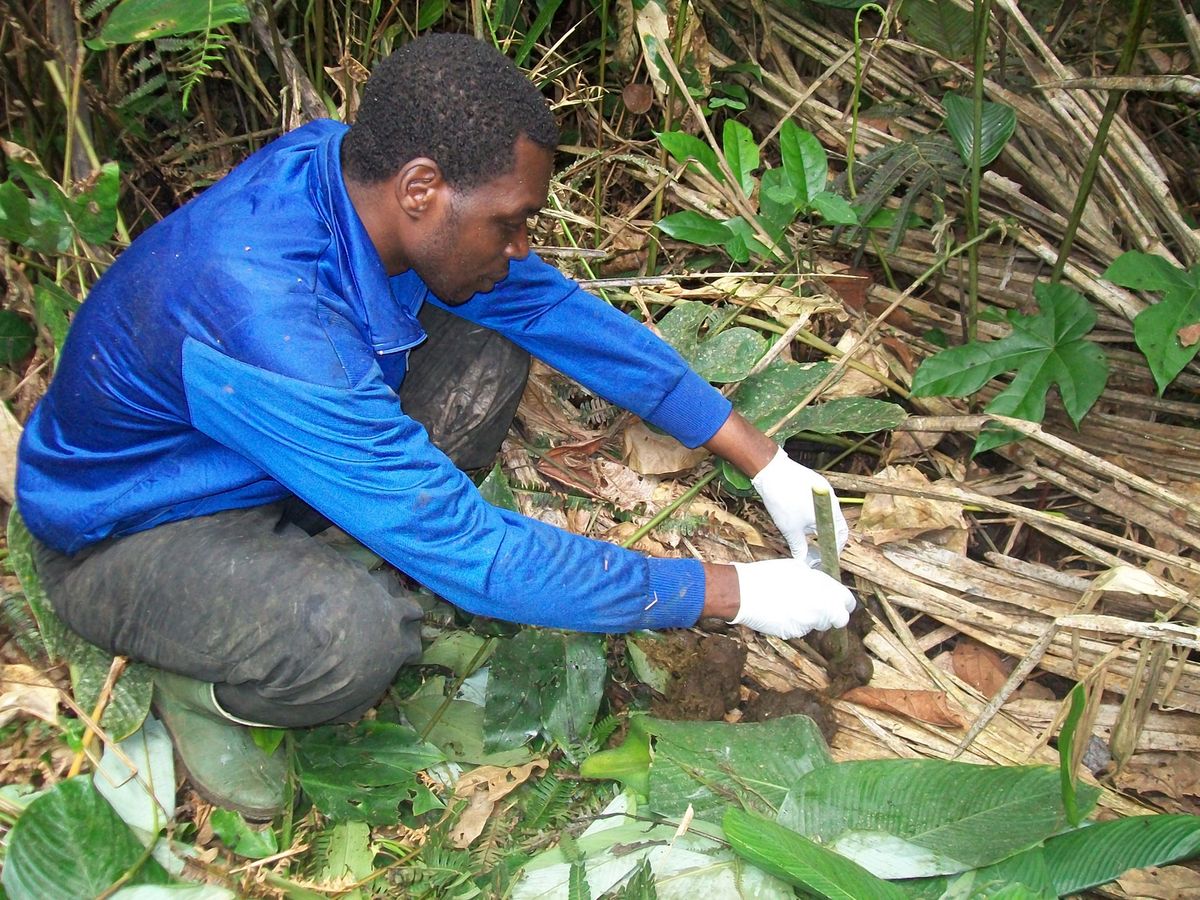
16, 120, 733, 632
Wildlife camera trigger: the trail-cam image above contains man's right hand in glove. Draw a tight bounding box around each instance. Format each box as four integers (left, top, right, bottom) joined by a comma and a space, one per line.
702, 559, 855, 640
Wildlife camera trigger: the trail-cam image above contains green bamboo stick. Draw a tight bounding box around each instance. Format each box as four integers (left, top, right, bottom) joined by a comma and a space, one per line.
812, 485, 850, 666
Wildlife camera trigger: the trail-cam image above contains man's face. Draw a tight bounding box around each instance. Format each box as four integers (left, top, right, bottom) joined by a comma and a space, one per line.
415, 135, 554, 305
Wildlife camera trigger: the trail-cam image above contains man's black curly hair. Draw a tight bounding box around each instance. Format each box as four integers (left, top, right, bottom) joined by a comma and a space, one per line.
342, 33, 558, 188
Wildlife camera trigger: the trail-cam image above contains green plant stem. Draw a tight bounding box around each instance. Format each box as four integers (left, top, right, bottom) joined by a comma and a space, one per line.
620, 468, 718, 549
417, 637, 496, 741
845, 4, 889, 200
812, 486, 850, 665
644, 0, 692, 277
965, 0, 993, 343
1050, 0, 1153, 283
593, 0, 609, 245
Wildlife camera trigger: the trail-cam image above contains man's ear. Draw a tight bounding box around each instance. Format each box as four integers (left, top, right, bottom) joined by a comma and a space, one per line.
394, 158, 446, 219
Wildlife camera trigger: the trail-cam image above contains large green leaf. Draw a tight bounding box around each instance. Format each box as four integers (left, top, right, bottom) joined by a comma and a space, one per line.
209, 808, 279, 859
0, 179, 33, 245
646, 715, 832, 820
93, 716, 175, 842
0, 310, 35, 366
778, 760, 1099, 879
656, 130, 723, 184
787, 398, 907, 439
910, 282, 1108, 453
2, 777, 171, 899
897, 847, 1057, 899
484, 629, 607, 752
1104, 250, 1191, 292
901, 0, 974, 59
7, 507, 153, 739
656, 211, 733, 248
579, 717, 652, 797
942, 93, 1018, 167
809, 191, 859, 225
723, 119, 759, 197
2, 146, 120, 250
311, 821, 375, 894
295, 720, 444, 824
779, 120, 827, 206
513, 795, 792, 899
33, 280, 79, 360
759, 167, 799, 238
734, 361, 834, 431
657, 301, 767, 383
724, 807, 906, 900
92, 0, 251, 47
1131, 270, 1199, 394
401, 676, 537, 766
1105, 252, 1200, 394
1043, 814, 1200, 894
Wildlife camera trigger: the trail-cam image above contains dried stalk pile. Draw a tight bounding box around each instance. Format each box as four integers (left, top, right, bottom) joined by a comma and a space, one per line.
533, 0, 1200, 844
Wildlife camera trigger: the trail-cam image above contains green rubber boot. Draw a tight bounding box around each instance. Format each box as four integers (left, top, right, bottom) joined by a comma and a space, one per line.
152, 671, 287, 821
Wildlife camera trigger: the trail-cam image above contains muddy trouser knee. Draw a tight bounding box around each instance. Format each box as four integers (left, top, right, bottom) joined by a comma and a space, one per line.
32, 304, 530, 727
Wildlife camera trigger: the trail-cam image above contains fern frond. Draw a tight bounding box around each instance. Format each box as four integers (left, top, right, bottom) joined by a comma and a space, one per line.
82, 0, 122, 19
591, 713, 619, 746
118, 73, 170, 110
180, 29, 228, 111
836, 133, 965, 255
518, 762, 578, 834
0, 591, 48, 663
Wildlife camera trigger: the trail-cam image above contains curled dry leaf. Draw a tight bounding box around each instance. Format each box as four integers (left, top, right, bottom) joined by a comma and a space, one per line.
0, 664, 60, 727
858, 465, 968, 546
842, 686, 968, 728
624, 420, 709, 476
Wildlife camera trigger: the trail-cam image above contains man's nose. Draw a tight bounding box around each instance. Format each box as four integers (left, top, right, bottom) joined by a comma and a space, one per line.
506, 225, 529, 259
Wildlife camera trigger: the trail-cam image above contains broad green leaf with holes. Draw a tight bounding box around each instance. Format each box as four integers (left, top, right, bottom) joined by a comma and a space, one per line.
943, 93, 1017, 166
92, 0, 251, 48
295, 720, 444, 824
778, 760, 1098, 879
911, 282, 1108, 454
725, 807, 906, 900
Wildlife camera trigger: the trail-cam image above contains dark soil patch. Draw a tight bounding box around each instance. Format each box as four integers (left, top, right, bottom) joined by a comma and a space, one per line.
645, 632, 746, 721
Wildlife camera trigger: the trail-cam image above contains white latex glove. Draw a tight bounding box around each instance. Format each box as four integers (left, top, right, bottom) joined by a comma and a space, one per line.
751, 446, 849, 567
729, 559, 856, 639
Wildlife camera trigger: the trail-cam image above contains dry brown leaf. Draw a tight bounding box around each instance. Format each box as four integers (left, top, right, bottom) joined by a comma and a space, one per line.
0, 664, 59, 727
951, 640, 1012, 699
1117, 864, 1200, 898
623, 420, 709, 475
622, 83, 654, 114
824, 328, 889, 399
449, 789, 495, 849
1116, 752, 1200, 802
858, 466, 968, 546
450, 760, 549, 849
453, 760, 549, 803
842, 686, 967, 728
1179, 323, 1200, 347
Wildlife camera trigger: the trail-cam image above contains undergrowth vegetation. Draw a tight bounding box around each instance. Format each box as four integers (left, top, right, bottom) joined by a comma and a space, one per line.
1, 0, 1199, 897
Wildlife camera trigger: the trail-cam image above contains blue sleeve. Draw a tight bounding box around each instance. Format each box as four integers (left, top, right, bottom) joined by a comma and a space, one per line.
427, 254, 733, 449
180, 337, 705, 632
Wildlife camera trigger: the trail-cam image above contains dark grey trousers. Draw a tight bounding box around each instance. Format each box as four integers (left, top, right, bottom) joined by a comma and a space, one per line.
34, 304, 529, 727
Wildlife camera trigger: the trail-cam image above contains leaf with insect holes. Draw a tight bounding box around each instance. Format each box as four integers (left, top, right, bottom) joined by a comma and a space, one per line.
911, 282, 1108, 453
